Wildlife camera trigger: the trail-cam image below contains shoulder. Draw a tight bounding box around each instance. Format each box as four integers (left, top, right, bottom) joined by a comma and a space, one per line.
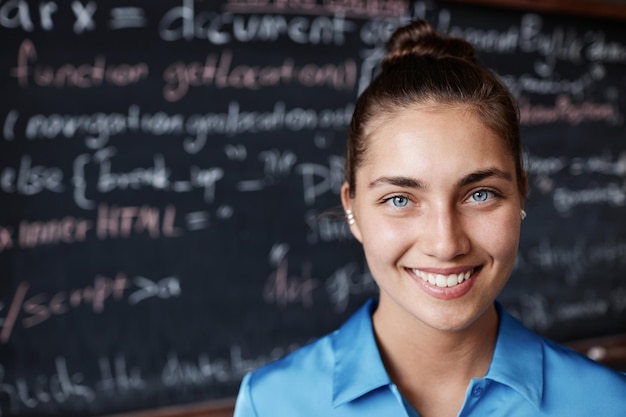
542, 336, 626, 386
540, 336, 626, 412
234, 332, 337, 416
495, 306, 626, 414
250, 332, 335, 391
233, 299, 381, 417
241, 298, 379, 401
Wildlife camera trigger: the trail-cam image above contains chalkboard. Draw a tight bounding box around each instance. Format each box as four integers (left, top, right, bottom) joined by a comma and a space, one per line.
1, 0, 625, 416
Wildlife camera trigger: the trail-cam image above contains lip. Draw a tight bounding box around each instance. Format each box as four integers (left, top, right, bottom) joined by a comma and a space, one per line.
413, 266, 477, 275
406, 266, 480, 300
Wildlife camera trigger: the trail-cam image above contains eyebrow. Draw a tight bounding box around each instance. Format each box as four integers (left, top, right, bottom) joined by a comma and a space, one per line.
457, 168, 513, 187
368, 168, 513, 190
368, 176, 427, 190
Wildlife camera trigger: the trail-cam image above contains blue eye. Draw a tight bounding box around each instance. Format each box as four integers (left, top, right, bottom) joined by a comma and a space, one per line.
391, 196, 409, 207
471, 190, 492, 202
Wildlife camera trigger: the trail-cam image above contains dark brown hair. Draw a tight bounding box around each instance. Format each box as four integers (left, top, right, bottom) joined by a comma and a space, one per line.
345, 19, 525, 198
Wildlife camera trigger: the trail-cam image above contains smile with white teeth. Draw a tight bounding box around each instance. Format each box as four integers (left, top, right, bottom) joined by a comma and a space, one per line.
411, 269, 474, 288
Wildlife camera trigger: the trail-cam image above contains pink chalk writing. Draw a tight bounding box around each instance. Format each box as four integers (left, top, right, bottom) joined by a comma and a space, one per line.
10, 39, 149, 88
263, 244, 319, 307
96, 203, 182, 240
263, 245, 319, 307
162, 49, 357, 101
0, 225, 14, 251
223, 0, 408, 18
0, 282, 28, 343
263, 259, 319, 307
0, 274, 128, 343
0, 273, 183, 344
22, 274, 129, 327
0, 205, 182, 253
19, 217, 92, 249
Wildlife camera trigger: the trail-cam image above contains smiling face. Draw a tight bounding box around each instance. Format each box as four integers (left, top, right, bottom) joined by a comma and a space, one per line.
342, 104, 524, 333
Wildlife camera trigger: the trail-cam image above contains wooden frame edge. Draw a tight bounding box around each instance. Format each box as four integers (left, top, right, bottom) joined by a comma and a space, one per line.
445, 0, 626, 20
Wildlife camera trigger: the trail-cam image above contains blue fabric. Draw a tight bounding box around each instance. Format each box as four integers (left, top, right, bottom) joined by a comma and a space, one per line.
234, 298, 626, 416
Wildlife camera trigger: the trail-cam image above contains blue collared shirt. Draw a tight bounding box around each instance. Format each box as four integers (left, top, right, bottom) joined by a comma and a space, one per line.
234, 299, 626, 416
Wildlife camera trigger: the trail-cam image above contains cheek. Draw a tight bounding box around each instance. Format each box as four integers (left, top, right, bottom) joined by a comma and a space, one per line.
473, 214, 520, 263
359, 216, 414, 266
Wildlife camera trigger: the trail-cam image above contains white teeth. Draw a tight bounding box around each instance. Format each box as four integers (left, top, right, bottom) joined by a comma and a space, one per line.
447, 275, 458, 287
435, 274, 447, 287
412, 268, 474, 288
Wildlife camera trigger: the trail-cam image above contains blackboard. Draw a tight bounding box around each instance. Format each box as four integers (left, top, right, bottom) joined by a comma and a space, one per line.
1, 0, 625, 416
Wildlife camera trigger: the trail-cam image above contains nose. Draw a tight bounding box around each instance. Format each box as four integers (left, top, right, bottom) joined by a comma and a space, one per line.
420, 205, 471, 261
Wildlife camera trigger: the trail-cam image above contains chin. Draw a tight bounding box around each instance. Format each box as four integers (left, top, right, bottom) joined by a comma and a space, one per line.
408, 300, 493, 333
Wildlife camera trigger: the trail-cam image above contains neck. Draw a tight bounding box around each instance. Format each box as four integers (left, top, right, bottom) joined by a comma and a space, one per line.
372, 296, 499, 410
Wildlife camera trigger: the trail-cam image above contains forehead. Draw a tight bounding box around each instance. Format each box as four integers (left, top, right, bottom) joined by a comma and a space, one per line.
360, 104, 514, 183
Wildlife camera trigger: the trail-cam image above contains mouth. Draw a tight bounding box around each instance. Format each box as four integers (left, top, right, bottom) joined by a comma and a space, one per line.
410, 267, 478, 289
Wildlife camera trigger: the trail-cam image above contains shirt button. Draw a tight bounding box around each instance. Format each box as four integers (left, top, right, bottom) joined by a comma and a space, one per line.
471, 385, 485, 398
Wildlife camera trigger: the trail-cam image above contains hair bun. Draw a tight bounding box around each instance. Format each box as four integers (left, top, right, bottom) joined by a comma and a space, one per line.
382, 19, 477, 70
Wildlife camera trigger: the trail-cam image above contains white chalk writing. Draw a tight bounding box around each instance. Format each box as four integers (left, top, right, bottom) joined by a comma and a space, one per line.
8, 103, 354, 152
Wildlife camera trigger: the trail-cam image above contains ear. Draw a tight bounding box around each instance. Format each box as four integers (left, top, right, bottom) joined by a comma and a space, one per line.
341, 182, 363, 243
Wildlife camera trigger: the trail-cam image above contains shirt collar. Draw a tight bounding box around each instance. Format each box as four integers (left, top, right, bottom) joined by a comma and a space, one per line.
331, 298, 391, 407
486, 302, 544, 409
330, 299, 545, 409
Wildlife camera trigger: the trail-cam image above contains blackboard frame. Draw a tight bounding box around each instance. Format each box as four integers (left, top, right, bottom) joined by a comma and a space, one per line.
449, 0, 626, 20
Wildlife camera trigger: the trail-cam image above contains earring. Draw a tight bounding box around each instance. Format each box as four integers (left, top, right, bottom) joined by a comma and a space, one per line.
521, 209, 527, 220
346, 209, 355, 225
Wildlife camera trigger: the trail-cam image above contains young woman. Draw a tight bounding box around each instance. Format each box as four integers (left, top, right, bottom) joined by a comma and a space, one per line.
233, 20, 626, 417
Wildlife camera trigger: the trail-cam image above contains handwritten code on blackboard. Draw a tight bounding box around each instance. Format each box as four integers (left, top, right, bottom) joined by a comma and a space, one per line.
1, 1, 625, 415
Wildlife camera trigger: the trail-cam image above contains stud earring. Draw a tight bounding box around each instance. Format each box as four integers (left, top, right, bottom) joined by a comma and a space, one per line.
521, 209, 527, 220
346, 209, 355, 225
